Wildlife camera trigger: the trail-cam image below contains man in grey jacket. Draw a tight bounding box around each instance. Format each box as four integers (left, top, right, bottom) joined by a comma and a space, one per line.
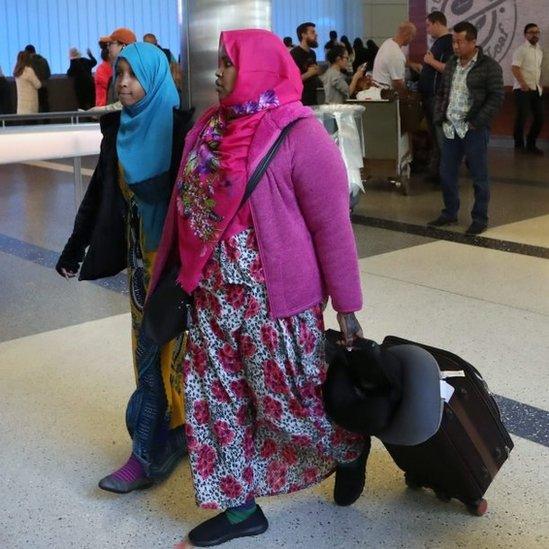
428, 21, 504, 235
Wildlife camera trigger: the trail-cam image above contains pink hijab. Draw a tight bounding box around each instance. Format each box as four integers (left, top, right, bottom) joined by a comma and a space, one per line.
174, 29, 304, 293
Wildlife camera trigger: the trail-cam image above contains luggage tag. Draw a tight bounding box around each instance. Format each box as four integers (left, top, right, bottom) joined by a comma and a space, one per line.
440, 370, 466, 378
439, 371, 465, 403
439, 380, 455, 403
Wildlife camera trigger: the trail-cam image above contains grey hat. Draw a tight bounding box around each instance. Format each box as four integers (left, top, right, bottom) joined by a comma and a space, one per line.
376, 344, 443, 445
324, 331, 444, 446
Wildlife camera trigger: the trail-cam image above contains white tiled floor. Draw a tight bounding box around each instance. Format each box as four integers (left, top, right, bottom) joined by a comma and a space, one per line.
1, 233, 549, 548
343, 241, 549, 410
483, 214, 549, 249
358, 240, 549, 316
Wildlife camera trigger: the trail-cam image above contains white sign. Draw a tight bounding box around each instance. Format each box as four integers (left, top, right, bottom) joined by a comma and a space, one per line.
427, 0, 549, 85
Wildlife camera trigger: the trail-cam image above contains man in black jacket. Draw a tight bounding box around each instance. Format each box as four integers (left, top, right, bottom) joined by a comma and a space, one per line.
419, 11, 453, 181
428, 21, 504, 235
67, 48, 97, 110
24, 44, 51, 112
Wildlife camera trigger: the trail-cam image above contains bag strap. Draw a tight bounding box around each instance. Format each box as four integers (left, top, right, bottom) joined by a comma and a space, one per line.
239, 119, 299, 208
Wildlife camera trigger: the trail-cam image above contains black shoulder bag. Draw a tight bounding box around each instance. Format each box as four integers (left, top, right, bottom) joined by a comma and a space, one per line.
142, 120, 297, 346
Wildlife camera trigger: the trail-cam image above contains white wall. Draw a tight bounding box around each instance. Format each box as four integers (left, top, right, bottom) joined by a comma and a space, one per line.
0, 0, 180, 76
363, 0, 409, 46
427, 0, 549, 86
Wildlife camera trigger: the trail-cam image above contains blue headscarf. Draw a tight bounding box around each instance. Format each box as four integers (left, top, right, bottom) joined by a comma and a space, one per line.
116, 43, 180, 250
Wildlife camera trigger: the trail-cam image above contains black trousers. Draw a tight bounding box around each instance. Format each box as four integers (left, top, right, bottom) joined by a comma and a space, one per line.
513, 89, 544, 148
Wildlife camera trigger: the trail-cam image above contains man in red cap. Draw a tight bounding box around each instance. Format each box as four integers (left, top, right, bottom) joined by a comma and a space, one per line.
99, 28, 137, 105
102, 27, 137, 64
87, 28, 136, 113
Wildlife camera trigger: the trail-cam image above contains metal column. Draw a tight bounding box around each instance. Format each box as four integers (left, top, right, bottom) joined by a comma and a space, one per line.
178, 0, 272, 116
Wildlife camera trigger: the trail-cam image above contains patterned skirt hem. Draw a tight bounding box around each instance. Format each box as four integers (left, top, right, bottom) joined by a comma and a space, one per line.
196, 467, 337, 510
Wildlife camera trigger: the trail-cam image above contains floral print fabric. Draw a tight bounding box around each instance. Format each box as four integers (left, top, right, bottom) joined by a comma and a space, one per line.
175, 89, 280, 246
173, 89, 284, 295
176, 113, 226, 244
183, 228, 364, 509
119, 170, 185, 428
226, 89, 280, 118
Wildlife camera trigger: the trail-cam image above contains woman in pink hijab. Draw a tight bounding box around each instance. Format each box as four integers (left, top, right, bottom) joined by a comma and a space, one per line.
155, 29, 368, 547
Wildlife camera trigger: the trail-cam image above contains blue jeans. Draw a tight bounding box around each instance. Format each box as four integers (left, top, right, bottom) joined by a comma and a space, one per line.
439, 127, 490, 225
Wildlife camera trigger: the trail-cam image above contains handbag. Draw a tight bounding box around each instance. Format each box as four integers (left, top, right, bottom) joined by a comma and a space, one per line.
142, 263, 190, 346
142, 120, 298, 346
323, 329, 444, 445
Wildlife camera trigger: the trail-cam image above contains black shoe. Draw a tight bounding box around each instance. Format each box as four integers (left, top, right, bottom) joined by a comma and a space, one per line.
98, 453, 154, 494
333, 447, 370, 506
98, 472, 153, 494
465, 221, 487, 236
188, 506, 269, 547
427, 215, 458, 227
526, 146, 544, 156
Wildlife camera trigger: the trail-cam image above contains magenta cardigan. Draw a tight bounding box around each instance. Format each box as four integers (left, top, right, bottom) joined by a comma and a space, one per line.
151, 102, 363, 318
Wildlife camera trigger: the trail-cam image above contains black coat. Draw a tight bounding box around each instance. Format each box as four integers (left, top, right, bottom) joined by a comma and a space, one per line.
434, 48, 504, 129
67, 56, 97, 109
56, 108, 194, 281
352, 47, 368, 73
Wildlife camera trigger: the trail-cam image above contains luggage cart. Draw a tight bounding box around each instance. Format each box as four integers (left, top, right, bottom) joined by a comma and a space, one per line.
347, 98, 412, 195
312, 104, 366, 209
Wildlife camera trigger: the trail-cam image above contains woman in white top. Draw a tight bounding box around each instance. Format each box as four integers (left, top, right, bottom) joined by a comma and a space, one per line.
14, 51, 42, 114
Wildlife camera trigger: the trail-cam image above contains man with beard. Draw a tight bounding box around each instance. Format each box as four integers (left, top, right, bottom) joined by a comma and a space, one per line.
511, 23, 544, 155
291, 22, 322, 106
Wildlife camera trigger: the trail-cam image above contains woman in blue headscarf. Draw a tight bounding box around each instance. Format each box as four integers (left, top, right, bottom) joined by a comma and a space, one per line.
56, 43, 194, 492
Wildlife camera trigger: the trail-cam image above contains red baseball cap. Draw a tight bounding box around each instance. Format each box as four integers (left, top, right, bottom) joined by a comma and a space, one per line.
101, 27, 137, 45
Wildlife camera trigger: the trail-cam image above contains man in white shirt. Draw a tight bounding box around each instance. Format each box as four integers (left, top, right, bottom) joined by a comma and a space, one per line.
511, 23, 544, 155
372, 22, 420, 93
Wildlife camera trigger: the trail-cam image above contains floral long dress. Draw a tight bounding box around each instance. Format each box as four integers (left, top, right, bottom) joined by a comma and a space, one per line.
119, 171, 186, 477
183, 228, 365, 509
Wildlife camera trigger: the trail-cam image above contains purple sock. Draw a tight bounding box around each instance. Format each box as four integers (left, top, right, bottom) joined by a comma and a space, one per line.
111, 454, 146, 482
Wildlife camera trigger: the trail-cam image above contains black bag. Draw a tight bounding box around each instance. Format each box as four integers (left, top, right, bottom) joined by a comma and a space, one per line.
142, 264, 191, 345
323, 329, 403, 436
381, 335, 514, 516
323, 330, 443, 445
142, 120, 298, 345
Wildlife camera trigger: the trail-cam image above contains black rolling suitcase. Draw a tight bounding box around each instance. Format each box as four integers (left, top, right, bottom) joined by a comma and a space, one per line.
381, 336, 514, 516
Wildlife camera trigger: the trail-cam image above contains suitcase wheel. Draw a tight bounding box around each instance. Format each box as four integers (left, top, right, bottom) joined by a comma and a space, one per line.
467, 498, 488, 516
404, 473, 421, 490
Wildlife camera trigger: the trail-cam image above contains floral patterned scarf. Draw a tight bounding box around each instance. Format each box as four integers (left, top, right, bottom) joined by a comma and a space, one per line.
176, 90, 279, 243
174, 29, 303, 293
